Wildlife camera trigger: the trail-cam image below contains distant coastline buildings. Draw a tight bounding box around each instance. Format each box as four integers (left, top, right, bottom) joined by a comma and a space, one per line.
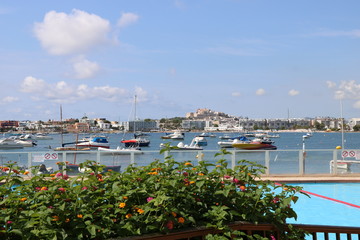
0, 108, 359, 132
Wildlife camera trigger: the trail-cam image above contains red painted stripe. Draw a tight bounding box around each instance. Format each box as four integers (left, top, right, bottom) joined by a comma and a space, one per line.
275, 182, 360, 209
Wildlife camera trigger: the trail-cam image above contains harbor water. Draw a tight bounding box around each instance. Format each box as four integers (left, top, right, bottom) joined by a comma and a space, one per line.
0, 131, 360, 175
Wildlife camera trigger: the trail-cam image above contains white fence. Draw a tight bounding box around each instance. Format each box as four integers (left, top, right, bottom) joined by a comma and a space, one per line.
0, 149, 359, 176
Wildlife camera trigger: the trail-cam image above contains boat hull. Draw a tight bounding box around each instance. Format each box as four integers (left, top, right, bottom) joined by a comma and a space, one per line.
232, 142, 277, 150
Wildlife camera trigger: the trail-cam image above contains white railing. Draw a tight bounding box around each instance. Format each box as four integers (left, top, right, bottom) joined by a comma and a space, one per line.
0, 149, 359, 175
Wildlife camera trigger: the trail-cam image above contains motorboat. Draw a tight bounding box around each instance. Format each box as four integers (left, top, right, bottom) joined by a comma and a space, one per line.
198, 132, 216, 138
192, 136, 207, 146
232, 139, 277, 150
218, 136, 249, 148
121, 136, 150, 147
33, 133, 53, 140
160, 136, 203, 150
98, 146, 143, 155
0, 138, 24, 149
219, 134, 233, 140
76, 136, 110, 149
161, 131, 184, 140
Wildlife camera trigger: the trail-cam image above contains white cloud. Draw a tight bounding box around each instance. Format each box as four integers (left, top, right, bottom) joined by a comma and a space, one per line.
1, 96, 19, 103
328, 80, 360, 100
71, 56, 100, 79
20, 76, 128, 103
20, 76, 46, 93
33, 9, 111, 55
135, 87, 148, 102
232, 92, 241, 97
256, 88, 265, 96
117, 12, 139, 28
326, 81, 337, 88
288, 89, 299, 96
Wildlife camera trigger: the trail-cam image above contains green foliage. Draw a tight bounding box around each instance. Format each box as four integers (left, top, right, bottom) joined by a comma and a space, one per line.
0, 151, 307, 239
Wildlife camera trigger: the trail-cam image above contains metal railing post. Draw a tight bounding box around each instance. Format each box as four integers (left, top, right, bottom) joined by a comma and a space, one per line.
332, 149, 338, 175
231, 150, 236, 170
130, 152, 135, 165
264, 150, 270, 176
27, 152, 32, 171
299, 150, 304, 175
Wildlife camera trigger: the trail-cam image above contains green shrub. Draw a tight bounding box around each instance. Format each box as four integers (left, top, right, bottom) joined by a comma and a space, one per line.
0, 149, 307, 239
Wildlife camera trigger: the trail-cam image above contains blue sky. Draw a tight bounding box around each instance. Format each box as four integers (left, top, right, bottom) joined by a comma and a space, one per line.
0, 0, 360, 121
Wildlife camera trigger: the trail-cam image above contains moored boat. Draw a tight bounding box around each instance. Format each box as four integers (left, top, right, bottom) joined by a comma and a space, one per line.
76, 136, 110, 149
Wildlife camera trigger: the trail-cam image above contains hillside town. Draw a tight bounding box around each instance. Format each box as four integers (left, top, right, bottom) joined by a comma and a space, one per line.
1, 108, 360, 133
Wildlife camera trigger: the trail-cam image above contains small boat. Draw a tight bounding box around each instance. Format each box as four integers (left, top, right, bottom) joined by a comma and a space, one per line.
198, 132, 216, 138
34, 133, 53, 140
219, 134, 233, 139
161, 131, 184, 140
98, 146, 143, 155
218, 136, 249, 148
192, 136, 207, 146
232, 140, 277, 150
160, 136, 204, 150
0, 138, 24, 149
76, 136, 110, 149
121, 136, 150, 147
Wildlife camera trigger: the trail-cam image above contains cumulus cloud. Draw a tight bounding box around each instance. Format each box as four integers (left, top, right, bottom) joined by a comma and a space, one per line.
20, 76, 47, 93
327, 80, 360, 100
232, 92, 241, 97
0, 96, 19, 104
71, 56, 100, 79
117, 12, 139, 28
33, 9, 111, 55
20, 76, 128, 103
288, 89, 300, 96
256, 88, 265, 96
135, 87, 148, 102
326, 81, 337, 88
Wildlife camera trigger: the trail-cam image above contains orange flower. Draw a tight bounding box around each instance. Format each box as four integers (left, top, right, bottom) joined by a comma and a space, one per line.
122, 196, 128, 200
137, 208, 145, 214
190, 181, 195, 184
98, 178, 104, 182
20, 197, 27, 202
119, 202, 126, 208
178, 217, 185, 223
50, 174, 55, 177
125, 213, 132, 219
171, 212, 177, 217
77, 214, 83, 218
65, 218, 70, 223
23, 171, 29, 175
52, 216, 60, 221
184, 162, 192, 166
198, 173, 204, 176
40, 187, 48, 191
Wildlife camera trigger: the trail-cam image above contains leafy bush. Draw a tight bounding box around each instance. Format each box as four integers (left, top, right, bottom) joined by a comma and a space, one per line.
0, 149, 307, 239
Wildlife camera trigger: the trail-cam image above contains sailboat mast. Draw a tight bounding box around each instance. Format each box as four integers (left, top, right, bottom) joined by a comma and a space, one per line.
60, 104, 63, 146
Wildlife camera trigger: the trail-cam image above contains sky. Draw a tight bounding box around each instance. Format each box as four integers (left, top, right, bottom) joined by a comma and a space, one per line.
0, 0, 360, 121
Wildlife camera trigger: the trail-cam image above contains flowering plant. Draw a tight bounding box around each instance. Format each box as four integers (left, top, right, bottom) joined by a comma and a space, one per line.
0, 149, 307, 239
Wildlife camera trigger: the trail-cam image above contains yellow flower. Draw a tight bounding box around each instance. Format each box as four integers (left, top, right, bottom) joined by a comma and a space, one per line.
184, 162, 192, 166
119, 202, 126, 208
77, 214, 83, 218
125, 213, 132, 219
189, 181, 195, 184
137, 208, 145, 214
178, 217, 185, 223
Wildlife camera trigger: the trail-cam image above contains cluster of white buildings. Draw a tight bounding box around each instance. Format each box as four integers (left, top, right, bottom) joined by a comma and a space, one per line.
2, 108, 360, 132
